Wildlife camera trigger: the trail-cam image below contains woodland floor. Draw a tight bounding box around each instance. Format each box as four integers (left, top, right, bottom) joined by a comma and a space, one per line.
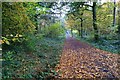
55, 37, 120, 79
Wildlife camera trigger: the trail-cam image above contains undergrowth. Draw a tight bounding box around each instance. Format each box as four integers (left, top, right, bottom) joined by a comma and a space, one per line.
2, 36, 65, 79
76, 36, 119, 54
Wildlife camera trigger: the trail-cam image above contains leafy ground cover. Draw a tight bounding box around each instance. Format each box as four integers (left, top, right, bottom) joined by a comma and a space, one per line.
2, 37, 65, 79
76, 36, 120, 54
55, 37, 120, 79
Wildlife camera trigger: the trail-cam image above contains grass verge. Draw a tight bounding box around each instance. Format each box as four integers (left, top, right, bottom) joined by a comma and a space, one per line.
76, 36, 119, 54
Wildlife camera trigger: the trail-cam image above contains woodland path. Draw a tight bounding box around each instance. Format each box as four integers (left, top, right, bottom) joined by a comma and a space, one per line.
55, 36, 120, 79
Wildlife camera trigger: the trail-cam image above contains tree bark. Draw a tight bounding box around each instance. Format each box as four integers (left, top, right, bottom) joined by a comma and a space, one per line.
80, 5, 84, 38
113, 0, 116, 26
80, 18, 83, 38
71, 28, 73, 37
92, 2, 98, 41
78, 29, 80, 36
118, 2, 120, 41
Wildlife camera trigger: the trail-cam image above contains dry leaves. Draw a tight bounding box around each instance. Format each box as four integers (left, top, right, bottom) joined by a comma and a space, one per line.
55, 37, 120, 79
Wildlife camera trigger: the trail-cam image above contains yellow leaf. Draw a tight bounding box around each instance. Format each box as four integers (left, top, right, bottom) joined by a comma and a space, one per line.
12, 38, 16, 41
5, 40, 10, 45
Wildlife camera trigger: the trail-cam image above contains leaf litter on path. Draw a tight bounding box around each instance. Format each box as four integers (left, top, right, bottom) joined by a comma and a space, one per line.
55, 37, 120, 79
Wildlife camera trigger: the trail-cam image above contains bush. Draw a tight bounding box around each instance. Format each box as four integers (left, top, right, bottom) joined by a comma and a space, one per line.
43, 23, 65, 38
24, 34, 38, 52
2, 2, 36, 46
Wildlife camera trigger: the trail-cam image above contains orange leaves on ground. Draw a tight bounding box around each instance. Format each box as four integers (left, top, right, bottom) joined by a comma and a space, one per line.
55, 37, 120, 78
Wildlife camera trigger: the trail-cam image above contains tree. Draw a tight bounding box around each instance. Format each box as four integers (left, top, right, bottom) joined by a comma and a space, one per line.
92, 2, 99, 41
68, 2, 85, 37
23, 2, 52, 33
118, 2, 120, 41
80, 12, 84, 38
2, 2, 35, 44
65, 14, 76, 36
113, 0, 116, 26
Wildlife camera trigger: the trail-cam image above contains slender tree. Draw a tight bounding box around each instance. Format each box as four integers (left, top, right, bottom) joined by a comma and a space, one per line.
80, 14, 83, 38
68, 2, 85, 37
92, 2, 99, 41
118, 2, 120, 40
113, 0, 116, 26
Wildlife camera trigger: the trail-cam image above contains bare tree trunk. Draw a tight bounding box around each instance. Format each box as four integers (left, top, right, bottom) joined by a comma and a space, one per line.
113, 0, 116, 26
80, 5, 84, 38
71, 28, 73, 37
118, 2, 120, 40
92, 2, 98, 41
78, 29, 80, 36
80, 18, 83, 38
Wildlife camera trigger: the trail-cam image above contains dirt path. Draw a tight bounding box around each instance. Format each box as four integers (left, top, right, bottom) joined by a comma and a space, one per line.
55, 37, 120, 79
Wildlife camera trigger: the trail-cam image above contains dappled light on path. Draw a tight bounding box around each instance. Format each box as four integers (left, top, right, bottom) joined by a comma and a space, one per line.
55, 37, 120, 78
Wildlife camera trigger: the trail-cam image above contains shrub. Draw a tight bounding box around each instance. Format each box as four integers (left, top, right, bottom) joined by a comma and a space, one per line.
24, 33, 38, 52
2, 2, 36, 45
43, 22, 65, 38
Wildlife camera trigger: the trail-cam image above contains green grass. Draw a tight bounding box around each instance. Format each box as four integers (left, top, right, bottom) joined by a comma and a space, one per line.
2, 37, 65, 79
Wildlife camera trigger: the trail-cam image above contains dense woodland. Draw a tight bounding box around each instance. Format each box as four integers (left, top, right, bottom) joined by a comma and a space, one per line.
1, 1, 120, 79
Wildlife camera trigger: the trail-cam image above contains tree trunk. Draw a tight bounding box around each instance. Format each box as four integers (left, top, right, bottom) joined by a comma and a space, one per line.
71, 28, 73, 37
92, 2, 98, 41
118, 2, 120, 41
78, 29, 80, 36
113, 0, 116, 26
80, 18, 83, 38
35, 14, 38, 34
80, 5, 84, 38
